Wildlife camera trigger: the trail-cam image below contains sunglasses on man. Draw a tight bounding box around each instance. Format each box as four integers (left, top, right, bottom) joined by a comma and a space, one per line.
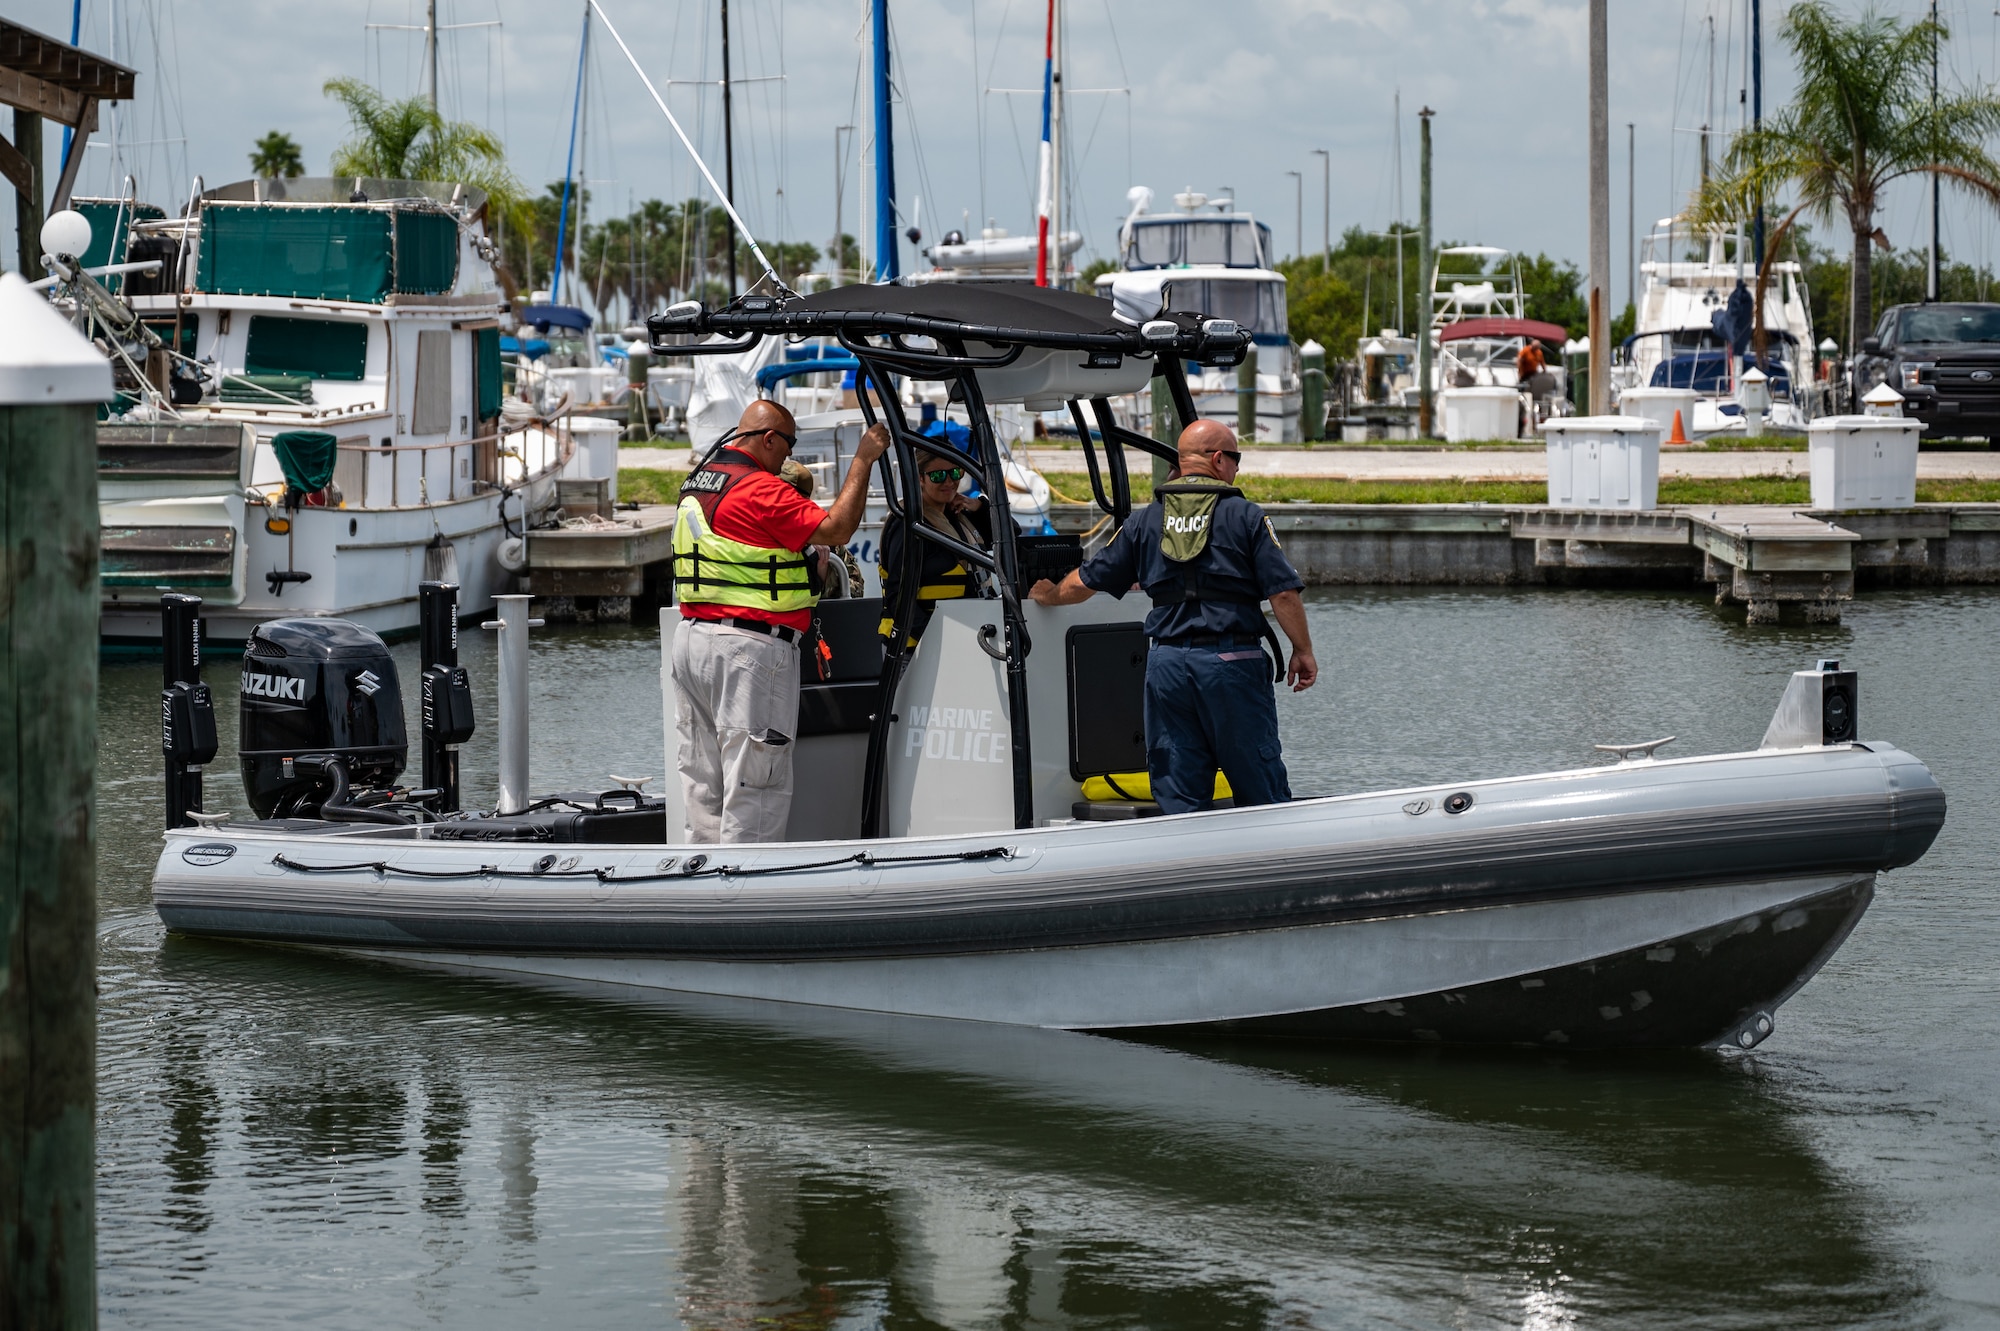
922, 466, 964, 484
1217, 449, 1242, 465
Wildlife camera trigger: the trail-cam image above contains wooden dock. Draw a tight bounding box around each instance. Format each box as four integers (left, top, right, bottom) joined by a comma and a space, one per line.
524, 502, 676, 619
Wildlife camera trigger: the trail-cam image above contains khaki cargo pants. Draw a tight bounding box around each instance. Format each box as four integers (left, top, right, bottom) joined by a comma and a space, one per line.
672, 619, 801, 844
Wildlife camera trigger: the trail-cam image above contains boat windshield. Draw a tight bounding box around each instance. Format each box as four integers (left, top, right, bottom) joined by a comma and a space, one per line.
1898, 305, 2000, 344
1124, 216, 1271, 269
1162, 278, 1285, 337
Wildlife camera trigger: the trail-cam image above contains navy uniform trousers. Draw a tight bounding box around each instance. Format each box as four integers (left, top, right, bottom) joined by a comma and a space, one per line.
1143, 638, 1292, 815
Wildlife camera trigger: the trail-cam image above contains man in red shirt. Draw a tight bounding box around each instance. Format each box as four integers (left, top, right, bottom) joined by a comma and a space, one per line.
671, 399, 887, 843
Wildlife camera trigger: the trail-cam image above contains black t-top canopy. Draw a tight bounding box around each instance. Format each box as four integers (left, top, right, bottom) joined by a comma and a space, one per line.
647, 280, 1249, 364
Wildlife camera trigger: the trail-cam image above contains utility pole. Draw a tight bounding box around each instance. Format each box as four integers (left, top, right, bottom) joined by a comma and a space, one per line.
425, 0, 439, 112
722, 0, 737, 299
1418, 106, 1434, 438
0, 270, 112, 1331
1286, 170, 1302, 261
1587, 0, 1610, 415
1312, 148, 1330, 274
1929, 0, 1941, 302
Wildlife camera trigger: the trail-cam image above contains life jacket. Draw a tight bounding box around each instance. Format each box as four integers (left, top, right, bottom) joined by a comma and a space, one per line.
671, 448, 818, 613
1146, 477, 1263, 608
1145, 476, 1283, 679
877, 508, 983, 642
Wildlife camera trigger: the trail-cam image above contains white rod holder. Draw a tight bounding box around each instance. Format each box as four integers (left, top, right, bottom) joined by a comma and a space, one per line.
480, 595, 543, 815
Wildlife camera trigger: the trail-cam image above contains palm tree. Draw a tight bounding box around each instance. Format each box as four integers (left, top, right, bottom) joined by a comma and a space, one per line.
1691, 3, 2000, 351
249, 131, 304, 180
322, 77, 521, 206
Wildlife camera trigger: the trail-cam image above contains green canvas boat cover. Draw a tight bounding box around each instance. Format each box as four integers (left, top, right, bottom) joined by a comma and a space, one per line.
220, 375, 314, 406
197, 204, 463, 303
73, 199, 166, 294
245, 315, 368, 381
272, 430, 339, 494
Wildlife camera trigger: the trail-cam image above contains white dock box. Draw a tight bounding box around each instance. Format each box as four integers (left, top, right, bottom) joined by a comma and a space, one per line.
1543, 415, 1661, 510
1440, 385, 1520, 442
1618, 386, 1698, 437
563, 416, 625, 484
1807, 415, 1921, 510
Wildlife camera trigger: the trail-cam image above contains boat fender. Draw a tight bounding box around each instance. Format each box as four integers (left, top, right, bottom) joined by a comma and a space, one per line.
498, 536, 529, 573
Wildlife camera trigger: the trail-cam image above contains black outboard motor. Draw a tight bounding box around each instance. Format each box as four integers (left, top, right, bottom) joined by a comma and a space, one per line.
240, 619, 407, 818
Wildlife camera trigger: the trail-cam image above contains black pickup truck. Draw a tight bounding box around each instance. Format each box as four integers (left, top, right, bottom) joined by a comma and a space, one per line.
1854, 302, 2000, 440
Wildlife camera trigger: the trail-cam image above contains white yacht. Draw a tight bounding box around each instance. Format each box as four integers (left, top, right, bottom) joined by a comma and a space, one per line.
1097, 188, 1300, 440
1612, 217, 1825, 436
62, 178, 580, 645
1349, 246, 1570, 438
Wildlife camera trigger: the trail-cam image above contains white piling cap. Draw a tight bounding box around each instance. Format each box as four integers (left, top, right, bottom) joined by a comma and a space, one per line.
0, 272, 113, 405
1862, 382, 1906, 417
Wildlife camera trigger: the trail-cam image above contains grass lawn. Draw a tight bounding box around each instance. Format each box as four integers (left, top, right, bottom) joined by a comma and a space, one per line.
619, 470, 688, 504
623, 468, 2000, 510
1038, 472, 2000, 508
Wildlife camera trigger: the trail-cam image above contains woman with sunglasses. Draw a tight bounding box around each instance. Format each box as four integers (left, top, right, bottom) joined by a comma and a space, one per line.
877, 449, 994, 647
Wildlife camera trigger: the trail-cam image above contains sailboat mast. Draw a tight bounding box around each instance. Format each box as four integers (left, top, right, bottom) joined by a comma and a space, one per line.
1034, 0, 1054, 286
872, 0, 898, 281
1750, 0, 1763, 274
723, 0, 738, 299
553, 5, 589, 306
575, 11, 590, 309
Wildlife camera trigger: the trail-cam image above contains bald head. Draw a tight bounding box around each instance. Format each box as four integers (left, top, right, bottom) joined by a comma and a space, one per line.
732, 399, 799, 473
1175, 418, 1240, 480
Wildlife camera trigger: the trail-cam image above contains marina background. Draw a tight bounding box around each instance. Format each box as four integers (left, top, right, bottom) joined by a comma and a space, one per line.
94, 587, 2000, 1327
11, 0, 2000, 325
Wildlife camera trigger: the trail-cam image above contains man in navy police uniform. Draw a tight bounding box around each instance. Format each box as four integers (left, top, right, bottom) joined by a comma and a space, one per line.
1030, 418, 1318, 813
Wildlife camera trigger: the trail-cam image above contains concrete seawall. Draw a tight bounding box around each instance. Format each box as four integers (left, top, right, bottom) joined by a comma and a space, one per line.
1050, 502, 2000, 623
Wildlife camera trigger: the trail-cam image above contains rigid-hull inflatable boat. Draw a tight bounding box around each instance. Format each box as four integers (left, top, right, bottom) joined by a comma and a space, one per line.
148, 283, 1945, 1050
155, 736, 1939, 1050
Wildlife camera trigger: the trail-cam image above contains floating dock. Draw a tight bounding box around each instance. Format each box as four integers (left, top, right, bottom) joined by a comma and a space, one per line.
525, 500, 2000, 625
1052, 502, 2000, 624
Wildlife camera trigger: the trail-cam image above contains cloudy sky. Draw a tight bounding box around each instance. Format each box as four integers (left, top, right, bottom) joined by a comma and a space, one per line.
8, 0, 1997, 303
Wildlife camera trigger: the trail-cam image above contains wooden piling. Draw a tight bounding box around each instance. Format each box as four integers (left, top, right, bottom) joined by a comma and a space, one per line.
0, 270, 112, 1330
1236, 345, 1259, 442
11, 111, 43, 280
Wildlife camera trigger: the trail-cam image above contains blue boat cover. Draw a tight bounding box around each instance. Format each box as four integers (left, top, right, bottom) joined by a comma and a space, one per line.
1651, 351, 1790, 397
756, 355, 862, 390
516, 303, 592, 332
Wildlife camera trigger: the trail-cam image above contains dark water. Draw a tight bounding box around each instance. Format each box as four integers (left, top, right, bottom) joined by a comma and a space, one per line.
96, 589, 2000, 1328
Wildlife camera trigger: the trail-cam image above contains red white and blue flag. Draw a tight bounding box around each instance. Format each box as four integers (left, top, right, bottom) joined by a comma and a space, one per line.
1034, 0, 1055, 286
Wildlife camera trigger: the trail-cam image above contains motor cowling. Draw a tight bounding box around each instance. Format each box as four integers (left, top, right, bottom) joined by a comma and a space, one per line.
240, 618, 407, 818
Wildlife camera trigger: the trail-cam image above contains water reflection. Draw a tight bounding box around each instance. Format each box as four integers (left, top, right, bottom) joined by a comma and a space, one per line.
157, 1021, 215, 1237
104, 934, 1920, 1329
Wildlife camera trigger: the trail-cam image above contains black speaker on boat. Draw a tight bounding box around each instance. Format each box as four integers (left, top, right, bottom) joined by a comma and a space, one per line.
240, 618, 408, 818
1819, 659, 1858, 744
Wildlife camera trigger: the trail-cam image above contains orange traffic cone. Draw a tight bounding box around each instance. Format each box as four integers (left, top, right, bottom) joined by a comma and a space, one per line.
1666, 409, 1691, 445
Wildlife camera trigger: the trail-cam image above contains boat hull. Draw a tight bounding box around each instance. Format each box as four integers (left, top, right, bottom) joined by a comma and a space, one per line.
150, 742, 1943, 1047
311, 871, 1867, 1049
